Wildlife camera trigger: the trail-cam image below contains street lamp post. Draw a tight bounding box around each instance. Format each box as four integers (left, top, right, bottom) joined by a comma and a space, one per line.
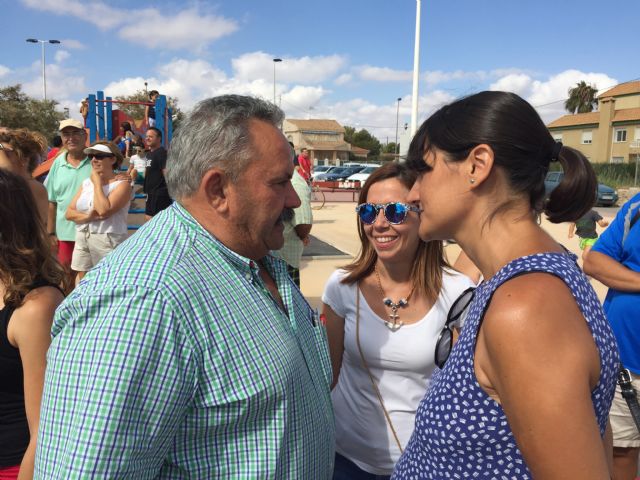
395, 97, 402, 158
273, 58, 282, 105
26, 38, 61, 101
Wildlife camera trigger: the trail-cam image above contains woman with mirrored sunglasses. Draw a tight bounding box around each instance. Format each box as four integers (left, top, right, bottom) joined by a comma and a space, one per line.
392, 91, 619, 480
65, 141, 133, 281
321, 163, 475, 479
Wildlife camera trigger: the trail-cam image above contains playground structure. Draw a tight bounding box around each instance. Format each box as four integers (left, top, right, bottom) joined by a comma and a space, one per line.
84, 91, 174, 231
86, 91, 173, 147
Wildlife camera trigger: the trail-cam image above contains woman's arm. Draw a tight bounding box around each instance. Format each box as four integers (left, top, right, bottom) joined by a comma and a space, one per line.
8, 287, 63, 480
584, 251, 640, 292
127, 166, 138, 184
322, 303, 345, 390
65, 186, 96, 224
92, 181, 132, 218
474, 273, 610, 479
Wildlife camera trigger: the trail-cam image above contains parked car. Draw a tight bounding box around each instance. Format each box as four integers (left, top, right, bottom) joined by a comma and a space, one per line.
544, 171, 619, 207
346, 165, 380, 184
314, 166, 365, 182
310, 165, 333, 181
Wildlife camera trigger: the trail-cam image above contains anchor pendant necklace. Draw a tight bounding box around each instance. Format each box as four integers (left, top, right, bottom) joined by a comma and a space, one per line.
374, 266, 415, 331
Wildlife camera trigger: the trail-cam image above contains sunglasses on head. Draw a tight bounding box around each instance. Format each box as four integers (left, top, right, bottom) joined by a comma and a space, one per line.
434, 287, 475, 369
89, 153, 113, 160
355, 202, 421, 225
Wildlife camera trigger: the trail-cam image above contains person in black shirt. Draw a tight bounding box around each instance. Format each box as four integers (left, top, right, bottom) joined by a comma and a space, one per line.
568, 209, 609, 261
143, 127, 172, 221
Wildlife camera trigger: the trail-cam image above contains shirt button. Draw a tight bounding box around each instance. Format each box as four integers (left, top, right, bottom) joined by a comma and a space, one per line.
246, 274, 252, 281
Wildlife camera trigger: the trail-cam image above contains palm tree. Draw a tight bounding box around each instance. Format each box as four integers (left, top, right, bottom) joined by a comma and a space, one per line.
564, 81, 598, 114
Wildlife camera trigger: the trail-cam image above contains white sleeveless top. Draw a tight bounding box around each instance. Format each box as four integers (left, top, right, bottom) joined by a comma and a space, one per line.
322, 268, 474, 475
75, 179, 131, 234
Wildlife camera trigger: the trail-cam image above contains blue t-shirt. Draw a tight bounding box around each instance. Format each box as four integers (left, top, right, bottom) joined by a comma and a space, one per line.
592, 192, 640, 374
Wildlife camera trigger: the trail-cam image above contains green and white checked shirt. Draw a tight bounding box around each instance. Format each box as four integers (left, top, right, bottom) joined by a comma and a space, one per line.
279, 172, 312, 268
35, 203, 335, 479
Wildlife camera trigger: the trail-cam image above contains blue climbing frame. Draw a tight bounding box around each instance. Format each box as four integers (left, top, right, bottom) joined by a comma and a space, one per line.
86, 91, 173, 147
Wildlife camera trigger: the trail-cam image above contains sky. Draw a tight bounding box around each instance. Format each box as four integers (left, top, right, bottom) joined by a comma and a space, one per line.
1, 0, 637, 143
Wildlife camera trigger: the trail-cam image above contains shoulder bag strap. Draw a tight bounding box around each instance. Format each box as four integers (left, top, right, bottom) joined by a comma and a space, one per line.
618, 365, 640, 433
355, 287, 404, 454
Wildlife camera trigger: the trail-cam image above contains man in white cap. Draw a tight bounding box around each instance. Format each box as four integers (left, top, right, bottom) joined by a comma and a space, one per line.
45, 119, 91, 286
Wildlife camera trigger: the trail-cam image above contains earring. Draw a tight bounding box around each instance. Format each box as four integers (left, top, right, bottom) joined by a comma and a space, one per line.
469, 178, 476, 184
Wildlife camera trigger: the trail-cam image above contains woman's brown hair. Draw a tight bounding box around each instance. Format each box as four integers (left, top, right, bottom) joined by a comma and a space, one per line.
341, 162, 449, 303
0, 128, 47, 173
0, 169, 66, 307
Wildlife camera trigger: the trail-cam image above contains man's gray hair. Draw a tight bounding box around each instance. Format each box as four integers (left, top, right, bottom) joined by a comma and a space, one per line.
166, 95, 284, 200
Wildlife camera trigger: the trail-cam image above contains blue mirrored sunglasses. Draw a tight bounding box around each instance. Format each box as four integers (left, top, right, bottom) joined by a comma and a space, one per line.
355, 202, 421, 225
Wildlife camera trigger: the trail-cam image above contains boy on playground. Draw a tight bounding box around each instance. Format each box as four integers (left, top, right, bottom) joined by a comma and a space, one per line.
568, 209, 609, 260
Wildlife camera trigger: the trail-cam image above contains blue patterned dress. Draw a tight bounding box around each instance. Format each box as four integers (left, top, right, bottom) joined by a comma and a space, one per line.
392, 252, 619, 479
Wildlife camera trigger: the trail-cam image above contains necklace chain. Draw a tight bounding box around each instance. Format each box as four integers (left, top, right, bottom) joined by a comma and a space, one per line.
374, 266, 415, 331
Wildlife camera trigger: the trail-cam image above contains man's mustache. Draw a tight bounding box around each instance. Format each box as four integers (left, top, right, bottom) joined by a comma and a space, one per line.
280, 208, 295, 223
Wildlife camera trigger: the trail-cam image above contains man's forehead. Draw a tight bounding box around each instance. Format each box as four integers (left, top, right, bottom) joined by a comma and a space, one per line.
61, 127, 84, 134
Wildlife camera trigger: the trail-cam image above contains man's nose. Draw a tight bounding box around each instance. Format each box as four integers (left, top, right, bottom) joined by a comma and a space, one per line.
286, 181, 301, 208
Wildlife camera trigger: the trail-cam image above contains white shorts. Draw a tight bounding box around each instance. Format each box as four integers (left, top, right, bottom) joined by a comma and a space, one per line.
71, 230, 128, 272
610, 371, 640, 448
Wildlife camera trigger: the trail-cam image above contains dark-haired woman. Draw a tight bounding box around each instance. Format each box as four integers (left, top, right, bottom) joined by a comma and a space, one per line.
66, 142, 132, 281
392, 91, 618, 479
0, 170, 65, 479
322, 163, 475, 479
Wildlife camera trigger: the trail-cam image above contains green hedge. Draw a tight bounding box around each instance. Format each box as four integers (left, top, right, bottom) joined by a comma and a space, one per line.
592, 163, 638, 188
550, 162, 638, 188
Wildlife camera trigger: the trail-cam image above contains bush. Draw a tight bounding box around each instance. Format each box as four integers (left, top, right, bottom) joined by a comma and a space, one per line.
549, 161, 638, 188
591, 163, 638, 188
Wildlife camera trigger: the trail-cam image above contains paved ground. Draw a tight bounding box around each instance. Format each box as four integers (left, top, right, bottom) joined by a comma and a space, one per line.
299, 202, 618, 309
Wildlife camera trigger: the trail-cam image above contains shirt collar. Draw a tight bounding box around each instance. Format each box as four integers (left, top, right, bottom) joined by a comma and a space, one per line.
60, 151, 90, 168
172, 202, 283, 280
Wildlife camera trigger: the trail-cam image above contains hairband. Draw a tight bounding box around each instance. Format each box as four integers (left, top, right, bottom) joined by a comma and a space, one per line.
551, 141, 563, 162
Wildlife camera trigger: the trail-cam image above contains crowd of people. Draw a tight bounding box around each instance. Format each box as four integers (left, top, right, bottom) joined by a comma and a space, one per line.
0, 91, 638, 479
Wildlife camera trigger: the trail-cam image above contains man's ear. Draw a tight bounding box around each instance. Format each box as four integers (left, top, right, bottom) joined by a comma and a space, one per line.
467, 144, 494, 188
202, 168, 230, 212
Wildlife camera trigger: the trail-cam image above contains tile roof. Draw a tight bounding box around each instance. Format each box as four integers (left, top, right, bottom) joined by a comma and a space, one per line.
598, 81, 640, 98
304, 139, 351, 151
613, 108, 640, 122
350, 145, 370, 155
547, 112, 600, 128
284, 119, 345, 133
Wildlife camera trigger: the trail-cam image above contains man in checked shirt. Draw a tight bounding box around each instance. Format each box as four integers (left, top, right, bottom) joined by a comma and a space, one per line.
35, 95, 335, 479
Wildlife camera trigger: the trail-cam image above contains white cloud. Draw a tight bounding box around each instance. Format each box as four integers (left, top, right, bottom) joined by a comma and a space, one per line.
18, 60, 88, 121
0, 65, 11, 78
21, 0, 126, 30
358, 66, 412, 82
118, 8, 238, 50
54, 50, 70, 63
60, 39, 86, 50
489, 69, 618, 122
334, 73, 352, 86
232, 52, 347, 84
20, 0, 238, 51
424, 69, 488, 86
